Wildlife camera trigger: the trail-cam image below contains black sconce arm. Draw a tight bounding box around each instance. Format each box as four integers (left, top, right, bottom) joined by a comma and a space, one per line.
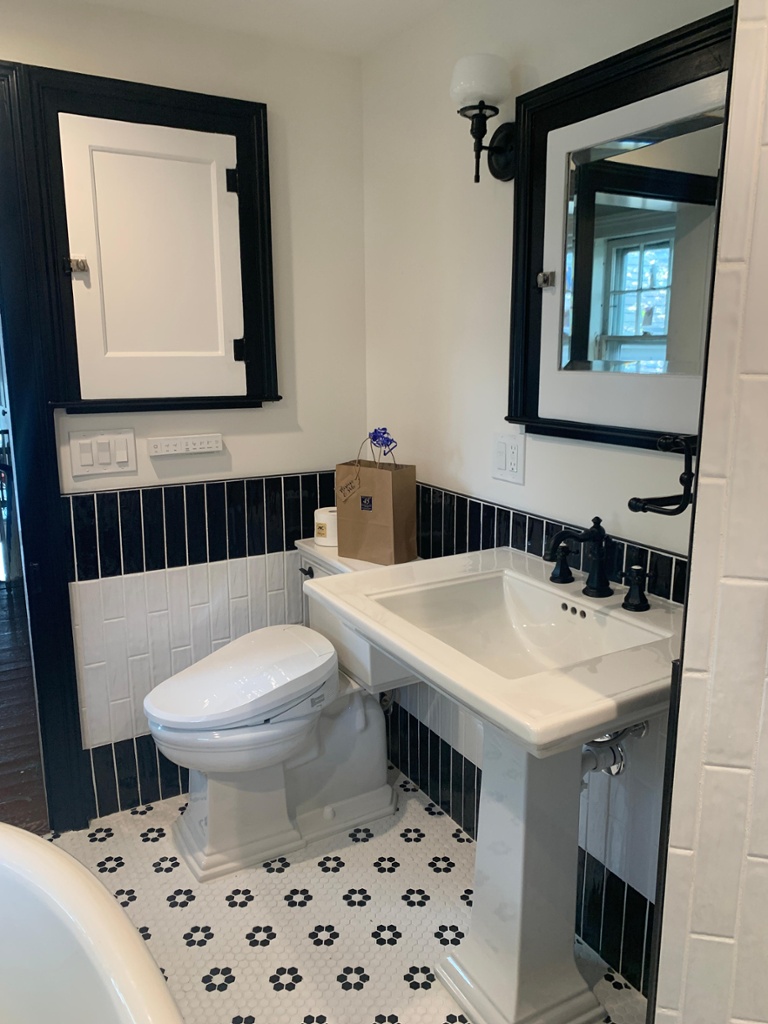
628, 435, 697, 516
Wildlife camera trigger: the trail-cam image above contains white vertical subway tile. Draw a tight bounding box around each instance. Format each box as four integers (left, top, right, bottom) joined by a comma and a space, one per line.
128, 655, 152, 729
209, 561, 230, 642
690, 766, 750, 938
228, 558, 248, 599
80, 662, 110, 749
167, 567, 191, 650
654, 1010, 679, 1024
668, 672, 708, 850
706, 580, 768, 768
285, 550, 303, 624
123, 574, 149, 657
741, 154, 768, 374
145, 570, 168, 613
69, 582, 81, 627
190, 604, 212, 664
103, 617, 129, 701
464, 714, 484, 768
740, 0, 768, 19
724, 378, 768, 578
699, 265, 744, 479
681, 480, 726, 673
584, 770, 610, 866
171, 646, 193, 675
656, 847, 695, 1012
212, 639, 230, 652
100, 576, 125, 621
147, 610, 172, 686
78, 580, 105, 665
247, 555, 267, 631
622, 778, 660, 902
732, 856, 768, 1020
267, 590, 286, 625
679, 936, 735, 1024
109, 698, 135, 745
578, 786, 588, 849
230, 597, 250, 640
266, 552, 285, 593
188, 562, 209, 606
718, 22, 766, 261
748, 690, 768, 857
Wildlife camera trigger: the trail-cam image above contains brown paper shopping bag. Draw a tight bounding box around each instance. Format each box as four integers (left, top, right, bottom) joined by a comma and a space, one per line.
335, 459, 417, 565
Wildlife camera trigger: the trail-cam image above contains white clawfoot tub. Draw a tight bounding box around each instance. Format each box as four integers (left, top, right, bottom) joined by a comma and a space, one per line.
0, 822, 185, 1024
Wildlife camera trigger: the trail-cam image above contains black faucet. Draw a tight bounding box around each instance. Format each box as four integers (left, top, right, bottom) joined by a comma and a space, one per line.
545, 516, 614, 598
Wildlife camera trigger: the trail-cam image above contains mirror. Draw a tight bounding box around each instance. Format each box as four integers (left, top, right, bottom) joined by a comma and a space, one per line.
508, 11, 733, 449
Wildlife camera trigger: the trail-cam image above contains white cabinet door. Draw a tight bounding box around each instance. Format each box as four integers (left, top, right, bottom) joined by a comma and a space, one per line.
58, 113, 245, 400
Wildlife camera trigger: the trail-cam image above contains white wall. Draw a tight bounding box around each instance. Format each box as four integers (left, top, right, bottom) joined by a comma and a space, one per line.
656, 5, 768, 1022
0, 0, 368, 492
361, 0, 725, 553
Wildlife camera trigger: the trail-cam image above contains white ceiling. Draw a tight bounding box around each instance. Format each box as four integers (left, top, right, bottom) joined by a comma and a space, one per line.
82, 0, 451, 56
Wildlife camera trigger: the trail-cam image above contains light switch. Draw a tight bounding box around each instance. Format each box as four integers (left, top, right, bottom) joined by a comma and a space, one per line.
494, 442, 507, 472
78, 441, 94, 467
114, 437, 129, 464
96, 439, 111, 465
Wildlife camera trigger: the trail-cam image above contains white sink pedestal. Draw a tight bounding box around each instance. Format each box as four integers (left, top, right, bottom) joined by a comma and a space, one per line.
436, 723, 604, 1024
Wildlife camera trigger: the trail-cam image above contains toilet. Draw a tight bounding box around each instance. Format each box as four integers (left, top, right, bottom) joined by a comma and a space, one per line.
144, 624, 397, 881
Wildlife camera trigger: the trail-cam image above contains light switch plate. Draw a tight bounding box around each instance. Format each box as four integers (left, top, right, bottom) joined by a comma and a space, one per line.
69, 429, 137, 477
492, 431, 525, 485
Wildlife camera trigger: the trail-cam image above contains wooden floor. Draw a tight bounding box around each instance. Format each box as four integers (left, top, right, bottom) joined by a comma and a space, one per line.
0, 584, 48, 834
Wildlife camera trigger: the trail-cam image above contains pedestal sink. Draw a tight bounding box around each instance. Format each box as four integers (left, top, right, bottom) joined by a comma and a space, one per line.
305, 548, 681, 1024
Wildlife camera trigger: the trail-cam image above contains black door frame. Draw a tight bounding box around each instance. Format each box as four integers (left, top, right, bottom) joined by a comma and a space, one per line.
0, 62, 94, 831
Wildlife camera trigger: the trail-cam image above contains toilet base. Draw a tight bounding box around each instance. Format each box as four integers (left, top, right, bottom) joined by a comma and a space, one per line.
172, 688, 397, 881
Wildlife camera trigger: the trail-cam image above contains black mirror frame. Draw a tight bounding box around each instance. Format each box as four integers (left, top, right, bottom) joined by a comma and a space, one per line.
506, 8, 734, 450
21, 65, 280, 413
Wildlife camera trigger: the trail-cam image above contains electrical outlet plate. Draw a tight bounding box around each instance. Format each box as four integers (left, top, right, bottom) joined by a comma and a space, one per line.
492, 431, 525, 485
148, 433, 223, 456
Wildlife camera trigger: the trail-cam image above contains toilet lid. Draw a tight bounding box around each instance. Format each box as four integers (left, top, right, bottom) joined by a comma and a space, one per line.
143, 625, 337, 729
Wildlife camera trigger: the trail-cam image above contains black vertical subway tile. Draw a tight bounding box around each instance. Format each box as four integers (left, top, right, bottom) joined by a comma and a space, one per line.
544, 520, 562, 557
179, 766, 190, 794
418, 723, 430, 797
481, 505, 495, 550
246, 478, 266, 557
625, 544, 649, 576
431, 489, 444, 558
526, 515, 544, 556
473, 767, 482, 840
511, 512, 526, 551
648, 551, 672, 600
462, 759, 476, 838
672, 559, 688, 604
205, 483, 227, 563
576, 846, 586, 936
226, 480, 247, 560
72, 493, 99, 581
600, 869, 626, 973
442, 492, 456, 557
496, 507, 511, 548
142, 488, 166, 572
119, 490, 144, 575
319, 471, 335, 509
606, 539, 626, 583
582, 853, 605, 953
407, 711, 421, 789
135, 734, 161, 805
418, 486, 432, 559
91, 744, 119, 818
388, 704, 401, 770
157, 749, 181, 800
620, 884, 648, 991
439, 739, 452, 815
283, 476, 302, 551
468, 501, 481, 552
398, 705, 410, 781
427, 728, 441, 806
113, 738, 140, 811
184, 485, 207, 565
642, 901, 655, 997
264, 477, 284, 553
163, 487, 187, 569
60, 497, 76, 582
454, 495, 468, 555
96, 492, 121, 578
450, 751, 464, 827
301, 474, 319, 539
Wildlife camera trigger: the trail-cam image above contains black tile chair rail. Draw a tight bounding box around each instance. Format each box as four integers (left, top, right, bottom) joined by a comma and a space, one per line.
416, 483, 688, 605
63, 471, 336, 582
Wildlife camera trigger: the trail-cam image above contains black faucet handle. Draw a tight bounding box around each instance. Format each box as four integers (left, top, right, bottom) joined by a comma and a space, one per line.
549, 543, 575, 585
622, 564, 650, 612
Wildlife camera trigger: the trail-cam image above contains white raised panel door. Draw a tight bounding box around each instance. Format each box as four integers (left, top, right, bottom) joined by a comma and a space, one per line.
58, 113, 245, 400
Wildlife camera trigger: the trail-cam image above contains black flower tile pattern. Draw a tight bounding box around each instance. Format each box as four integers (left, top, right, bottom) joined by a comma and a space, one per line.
47, 772, 643, 1024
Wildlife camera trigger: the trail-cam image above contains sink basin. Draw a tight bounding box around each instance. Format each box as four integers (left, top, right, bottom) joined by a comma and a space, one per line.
305, 547, 681, 756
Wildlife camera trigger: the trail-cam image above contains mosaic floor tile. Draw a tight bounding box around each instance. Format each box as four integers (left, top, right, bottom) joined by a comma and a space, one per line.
51, 773, 645, 1024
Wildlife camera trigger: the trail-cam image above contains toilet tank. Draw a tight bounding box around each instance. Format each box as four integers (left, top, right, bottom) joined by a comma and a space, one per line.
294, 539, 418, 695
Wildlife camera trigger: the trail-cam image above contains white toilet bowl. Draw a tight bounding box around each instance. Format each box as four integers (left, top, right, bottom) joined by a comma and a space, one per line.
144, 624, 396, 881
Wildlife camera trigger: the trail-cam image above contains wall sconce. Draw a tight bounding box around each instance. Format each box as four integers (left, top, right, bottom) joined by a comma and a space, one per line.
450, 53, 516, 183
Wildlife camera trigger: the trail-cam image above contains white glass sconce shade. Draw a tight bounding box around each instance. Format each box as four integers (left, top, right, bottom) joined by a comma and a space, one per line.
450, 54, 511, 107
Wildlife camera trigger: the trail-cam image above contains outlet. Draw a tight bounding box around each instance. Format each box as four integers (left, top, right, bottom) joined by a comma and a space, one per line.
492, 431, 525, 485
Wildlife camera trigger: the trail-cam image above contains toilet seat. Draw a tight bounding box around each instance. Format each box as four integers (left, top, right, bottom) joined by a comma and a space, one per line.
144, 624, 338, 730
